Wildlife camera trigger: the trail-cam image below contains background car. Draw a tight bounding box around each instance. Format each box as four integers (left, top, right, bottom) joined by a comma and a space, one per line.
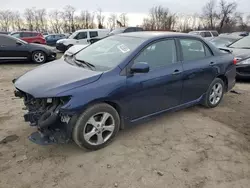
0, 31, 10, 35
209, 35, 242, 48
189, 30, 219, 41
230, 31, 249, 37
45, 34, 66, 46
10, 31, 46, 44
220, 36, 250, 79
56, 29, 110, 52
108, 27, 144, 36
13, 32, 236, 150
0, 34, 56, 63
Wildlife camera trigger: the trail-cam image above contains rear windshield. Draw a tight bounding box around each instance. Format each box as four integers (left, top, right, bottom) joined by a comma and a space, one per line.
229, 36, 250, 49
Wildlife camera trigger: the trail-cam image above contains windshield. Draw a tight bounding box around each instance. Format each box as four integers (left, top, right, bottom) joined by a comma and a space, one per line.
108, 28, 126, 35
68, 31, 79, 39
210, 37, 237, 47
16, 37, 28, 44
74, 35, 145, 71
229, 36, 250, 49
11, 32, 21, 38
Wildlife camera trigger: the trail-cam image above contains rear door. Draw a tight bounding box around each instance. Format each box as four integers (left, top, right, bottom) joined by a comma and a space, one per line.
125, 39, 183, 120
178, 38, 217, 104
20, 32, 33, 43
0, 36, 29, 61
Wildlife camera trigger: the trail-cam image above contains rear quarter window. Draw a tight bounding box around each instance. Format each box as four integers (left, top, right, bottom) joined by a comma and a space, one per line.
211, 31, 219, 37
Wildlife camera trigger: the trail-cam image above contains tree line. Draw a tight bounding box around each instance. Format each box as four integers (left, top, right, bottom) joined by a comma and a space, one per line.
0, 0, 249, 33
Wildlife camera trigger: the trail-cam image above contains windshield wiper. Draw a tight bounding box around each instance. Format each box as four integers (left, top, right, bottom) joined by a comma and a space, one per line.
239, 47, 250, 49
73, 56, 95, 70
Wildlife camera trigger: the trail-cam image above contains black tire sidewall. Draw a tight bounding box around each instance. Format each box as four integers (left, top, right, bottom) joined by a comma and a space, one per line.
205, 78, 225, 108
67, 45, 73, 50
73, 103, 120, 150
32, 51, 47, 64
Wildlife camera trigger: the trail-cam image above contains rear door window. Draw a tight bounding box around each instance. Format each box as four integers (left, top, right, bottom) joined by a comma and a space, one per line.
21, 33, 32, 37
204, 32, 212, 37
180, 39, 208, 61
211, 31, 219, 37
89, 31, 98, 38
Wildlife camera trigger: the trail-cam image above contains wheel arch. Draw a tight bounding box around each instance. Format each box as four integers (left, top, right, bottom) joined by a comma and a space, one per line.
77, 99, 125, 129
217, 74, 228, 91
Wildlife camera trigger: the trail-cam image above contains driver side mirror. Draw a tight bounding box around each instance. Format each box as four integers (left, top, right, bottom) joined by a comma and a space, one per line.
130, 62, 150, 74
16, 41, 23, 46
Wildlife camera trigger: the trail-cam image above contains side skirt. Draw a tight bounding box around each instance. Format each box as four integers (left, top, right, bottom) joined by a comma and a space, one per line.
130, 95, 204, 123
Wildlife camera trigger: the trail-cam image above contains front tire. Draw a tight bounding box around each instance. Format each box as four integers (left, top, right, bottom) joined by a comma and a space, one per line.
32, 51, 47, 64
202, 78, 225, 108
73, 103, 120, 150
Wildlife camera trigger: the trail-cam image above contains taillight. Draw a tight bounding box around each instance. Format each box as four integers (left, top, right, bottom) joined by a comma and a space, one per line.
233, 58, 238, 65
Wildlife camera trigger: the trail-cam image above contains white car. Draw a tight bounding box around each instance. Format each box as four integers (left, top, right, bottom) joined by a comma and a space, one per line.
56, 29, 110, 52
189, 30, 219, 41
62, 44, 90, 58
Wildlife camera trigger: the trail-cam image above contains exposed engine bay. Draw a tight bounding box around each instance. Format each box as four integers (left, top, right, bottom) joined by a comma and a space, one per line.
14, 89, 75, 145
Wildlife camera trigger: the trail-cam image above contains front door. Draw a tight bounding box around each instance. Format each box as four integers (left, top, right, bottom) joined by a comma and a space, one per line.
75, 31, 88, 45
0, 35, 29, 61
178, 38, 217, 104
125, 39, 183, 120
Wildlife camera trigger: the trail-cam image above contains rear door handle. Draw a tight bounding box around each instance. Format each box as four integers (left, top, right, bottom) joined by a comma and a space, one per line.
172, 69, 182, 75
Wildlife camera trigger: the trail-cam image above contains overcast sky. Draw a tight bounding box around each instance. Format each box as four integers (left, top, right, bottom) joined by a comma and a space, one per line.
1, 0, 249, 26
2, 0, 249, 14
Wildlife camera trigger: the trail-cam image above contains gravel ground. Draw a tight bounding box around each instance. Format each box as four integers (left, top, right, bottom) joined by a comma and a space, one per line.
0, 63, 250, 188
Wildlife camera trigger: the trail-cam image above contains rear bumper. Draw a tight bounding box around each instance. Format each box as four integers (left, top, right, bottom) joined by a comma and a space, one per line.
56, 43, 67, 52
236, 64, 250, 79
225, 65, 236, 91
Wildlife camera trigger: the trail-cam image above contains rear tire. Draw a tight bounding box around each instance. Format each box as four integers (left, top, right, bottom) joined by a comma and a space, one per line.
73, 103, 120, 150
202, 78, 225, 108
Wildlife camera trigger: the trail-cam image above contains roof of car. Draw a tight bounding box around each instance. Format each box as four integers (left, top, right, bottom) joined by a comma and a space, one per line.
118, 31, 198, 39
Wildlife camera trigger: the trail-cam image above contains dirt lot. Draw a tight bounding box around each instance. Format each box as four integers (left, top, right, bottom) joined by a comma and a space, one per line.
0, 64, 250, 188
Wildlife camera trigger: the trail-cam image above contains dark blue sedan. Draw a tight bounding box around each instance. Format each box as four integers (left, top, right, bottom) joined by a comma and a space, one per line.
45, 34, 66, 46
13, 32, 236, 150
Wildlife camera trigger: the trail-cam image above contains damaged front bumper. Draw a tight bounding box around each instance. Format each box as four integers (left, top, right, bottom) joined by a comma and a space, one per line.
14, 89, 76, 145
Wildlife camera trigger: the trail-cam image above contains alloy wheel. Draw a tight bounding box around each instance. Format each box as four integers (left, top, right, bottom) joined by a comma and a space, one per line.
34, 52, 45, 63
209, 83, 223, 105
83, 112, 115, 146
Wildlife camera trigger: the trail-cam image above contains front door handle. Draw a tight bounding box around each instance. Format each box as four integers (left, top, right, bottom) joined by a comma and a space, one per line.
210, 62, 215, 66
172, 69, 182, 75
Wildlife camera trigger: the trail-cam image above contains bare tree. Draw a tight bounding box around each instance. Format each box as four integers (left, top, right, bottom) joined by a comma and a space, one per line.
11, 11, 24, 31
96, 9, 105, 29
24, 8, 35, 31
107, 14, 117, 29
49, 10, 63, 33
202, 0, 218, 29
218, 0, 237, 32
63, 5, 76, 32
0, 10, 12, 32
142, 6, 176, 31
34, 9, 47, 32
119, 13, 128, 27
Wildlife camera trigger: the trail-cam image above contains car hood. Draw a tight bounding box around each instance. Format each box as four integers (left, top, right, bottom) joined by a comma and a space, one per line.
14, 59, 102, 98
29, 43, 54, 51
64, 44, 89, 56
